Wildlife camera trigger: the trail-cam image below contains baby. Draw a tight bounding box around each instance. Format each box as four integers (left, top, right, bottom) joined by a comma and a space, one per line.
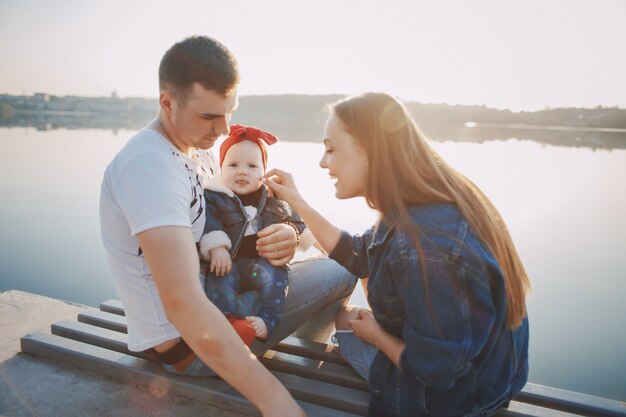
199, 124, 312, 343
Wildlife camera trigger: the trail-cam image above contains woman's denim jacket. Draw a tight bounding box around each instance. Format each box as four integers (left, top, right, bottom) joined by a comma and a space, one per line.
200, 179, 306, 260
329, 203, 529, 417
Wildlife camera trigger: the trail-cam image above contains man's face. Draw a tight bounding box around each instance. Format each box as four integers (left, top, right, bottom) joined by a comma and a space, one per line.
221, 140, 264, 195
165, 83, 238, 153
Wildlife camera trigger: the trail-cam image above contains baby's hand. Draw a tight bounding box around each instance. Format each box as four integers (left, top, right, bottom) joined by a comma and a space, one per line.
210, 246, 232, 276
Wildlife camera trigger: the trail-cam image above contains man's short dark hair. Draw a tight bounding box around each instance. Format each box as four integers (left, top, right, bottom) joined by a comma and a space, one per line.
159, 35, 239, 100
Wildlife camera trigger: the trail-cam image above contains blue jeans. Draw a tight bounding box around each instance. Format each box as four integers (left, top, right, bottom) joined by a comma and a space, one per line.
332, 330, 377, 381
205, 257, 288, 336
163, 256, 357, 375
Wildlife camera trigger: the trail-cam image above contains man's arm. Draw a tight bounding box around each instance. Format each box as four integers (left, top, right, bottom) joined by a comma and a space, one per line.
137, 226, 304, 417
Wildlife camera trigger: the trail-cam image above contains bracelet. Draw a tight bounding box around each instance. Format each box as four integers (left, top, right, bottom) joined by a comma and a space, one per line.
284, 221, 301, 245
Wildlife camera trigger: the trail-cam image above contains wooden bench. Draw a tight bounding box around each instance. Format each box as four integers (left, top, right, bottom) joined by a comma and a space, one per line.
20, 299, 625, 417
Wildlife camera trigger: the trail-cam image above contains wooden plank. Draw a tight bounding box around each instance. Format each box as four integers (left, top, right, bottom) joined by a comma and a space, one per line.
78, 309, 127, 333
57, 321, 368, 391
516, 384, 626, 417
21, 332, 365, 417
63, 318, 367, 390
499, 401, 581, 417
96, 303, 349, 365
50, 321, 370, 415
260, 351, 368, 391
51, 320, 152, 361
97, 300, 626, 417
270, 371, 368, 415
274, 336, 346, 365
100, 299, 124, 315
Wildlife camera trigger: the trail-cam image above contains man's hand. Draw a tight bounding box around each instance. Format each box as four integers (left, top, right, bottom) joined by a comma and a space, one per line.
256, 223, 297, 266
210, 246, 232, 276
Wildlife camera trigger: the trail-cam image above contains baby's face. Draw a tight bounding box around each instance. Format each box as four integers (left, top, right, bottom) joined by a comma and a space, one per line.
221, 140, 265, 195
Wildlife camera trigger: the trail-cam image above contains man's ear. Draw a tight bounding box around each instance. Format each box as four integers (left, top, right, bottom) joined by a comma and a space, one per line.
159, 90, 174, 116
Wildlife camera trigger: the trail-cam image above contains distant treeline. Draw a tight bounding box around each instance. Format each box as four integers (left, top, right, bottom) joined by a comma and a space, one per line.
1, 93, 625, 149
233, 96, 626, 149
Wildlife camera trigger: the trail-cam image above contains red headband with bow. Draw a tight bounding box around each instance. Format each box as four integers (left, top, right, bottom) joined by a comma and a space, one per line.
219, 124, 278, 170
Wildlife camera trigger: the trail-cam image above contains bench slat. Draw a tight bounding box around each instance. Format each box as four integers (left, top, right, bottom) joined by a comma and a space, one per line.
52, 320, 370, 415
60, 319, 368, 390
517, 385, 626, 417
99, 299, 124, 315
98, 302, 349, 365
52, 320, 151, 360
79, 309, 127, 333
21, 331, 365, 417
96, 300, 626, 417
67, 316, 367, 391
260, 351, 368, 391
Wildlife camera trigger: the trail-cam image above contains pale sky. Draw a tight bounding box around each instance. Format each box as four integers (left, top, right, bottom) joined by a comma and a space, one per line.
1, 0, 625, 110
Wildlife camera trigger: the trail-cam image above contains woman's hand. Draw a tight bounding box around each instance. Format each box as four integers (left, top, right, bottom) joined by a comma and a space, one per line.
263, 168, 342, 256
262, 169, 305, 211
349, 309, 385, 346
257, 223, 297, 266
350, 309, 406, 368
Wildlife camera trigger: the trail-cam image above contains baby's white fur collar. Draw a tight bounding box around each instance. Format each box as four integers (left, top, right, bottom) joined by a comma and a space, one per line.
204, 174, 235, 197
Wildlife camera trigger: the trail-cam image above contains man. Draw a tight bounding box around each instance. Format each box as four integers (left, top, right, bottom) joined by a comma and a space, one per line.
99, 36, 355, 416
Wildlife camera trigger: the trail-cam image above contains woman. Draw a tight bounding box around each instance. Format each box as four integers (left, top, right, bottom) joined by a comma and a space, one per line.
264, 92, 530, 417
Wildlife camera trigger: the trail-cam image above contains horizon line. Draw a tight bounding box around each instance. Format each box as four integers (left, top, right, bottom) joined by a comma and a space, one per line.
1, 91, 623, 113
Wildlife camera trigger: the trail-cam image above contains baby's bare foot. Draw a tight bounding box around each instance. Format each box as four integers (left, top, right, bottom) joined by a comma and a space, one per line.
245, 316, 268, 339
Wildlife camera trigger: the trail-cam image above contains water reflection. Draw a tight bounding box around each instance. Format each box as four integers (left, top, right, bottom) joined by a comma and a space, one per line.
0, 127, 624, 402
2, 96, 625, 150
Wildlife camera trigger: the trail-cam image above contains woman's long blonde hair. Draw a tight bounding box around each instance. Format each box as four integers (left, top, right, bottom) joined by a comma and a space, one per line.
332, 93, 530, 329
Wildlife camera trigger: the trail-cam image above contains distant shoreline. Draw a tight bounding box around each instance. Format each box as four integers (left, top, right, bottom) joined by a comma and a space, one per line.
465, 122, 626, 133
1, 93, 625, 150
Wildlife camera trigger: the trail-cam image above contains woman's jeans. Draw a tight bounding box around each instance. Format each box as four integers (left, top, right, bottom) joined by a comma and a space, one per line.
163, 256, 357, 376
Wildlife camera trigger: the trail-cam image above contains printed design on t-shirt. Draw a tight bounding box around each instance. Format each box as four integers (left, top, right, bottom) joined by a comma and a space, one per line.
168, 148, 205, 227
190, 169, 203, 224
201, 149, 216, 177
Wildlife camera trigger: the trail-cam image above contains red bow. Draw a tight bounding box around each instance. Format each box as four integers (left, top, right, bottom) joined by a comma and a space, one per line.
219, 124, 278, 169
227, 124, 277, 146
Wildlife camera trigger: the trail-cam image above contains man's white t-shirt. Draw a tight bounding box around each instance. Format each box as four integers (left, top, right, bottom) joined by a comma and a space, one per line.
99, 127, 216, 351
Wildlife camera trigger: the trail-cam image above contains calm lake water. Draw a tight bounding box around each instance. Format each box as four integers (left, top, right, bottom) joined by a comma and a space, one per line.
1, 126, 625, 402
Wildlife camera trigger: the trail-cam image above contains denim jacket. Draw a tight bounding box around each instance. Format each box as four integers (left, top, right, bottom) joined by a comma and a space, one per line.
199, 175, 307, 261
329, 203, 529, 417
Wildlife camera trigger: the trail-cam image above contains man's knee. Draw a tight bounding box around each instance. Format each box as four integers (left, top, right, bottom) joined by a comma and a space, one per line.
334, 305, 362, 330
322, 260, 357, 298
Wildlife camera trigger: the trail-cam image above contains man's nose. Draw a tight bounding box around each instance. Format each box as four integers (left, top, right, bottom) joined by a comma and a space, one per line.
215, 117, 230, 136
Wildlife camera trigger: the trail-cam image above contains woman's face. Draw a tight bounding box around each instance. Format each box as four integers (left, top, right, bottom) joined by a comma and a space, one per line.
320, 113, 369, 199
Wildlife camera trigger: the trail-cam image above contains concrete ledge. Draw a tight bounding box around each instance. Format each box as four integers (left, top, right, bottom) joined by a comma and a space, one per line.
0, 290, 246, 417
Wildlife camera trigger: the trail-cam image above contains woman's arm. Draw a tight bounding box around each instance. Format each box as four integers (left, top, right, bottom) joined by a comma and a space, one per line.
262, 169, 342, 254
263, 169, 373, 278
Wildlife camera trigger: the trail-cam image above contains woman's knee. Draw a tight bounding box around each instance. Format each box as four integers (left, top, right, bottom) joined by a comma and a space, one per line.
335, 305, 362, 330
